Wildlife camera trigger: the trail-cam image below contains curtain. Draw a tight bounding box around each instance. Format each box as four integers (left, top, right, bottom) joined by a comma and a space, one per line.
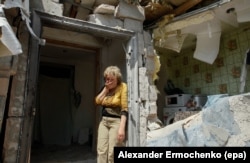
38, 75, 73, 145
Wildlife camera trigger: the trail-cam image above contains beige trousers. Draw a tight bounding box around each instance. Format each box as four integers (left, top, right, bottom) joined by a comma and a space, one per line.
97, 116, 125, 163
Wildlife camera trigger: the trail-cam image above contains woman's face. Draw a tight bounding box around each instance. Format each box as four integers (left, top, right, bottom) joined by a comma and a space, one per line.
105, 74, 118, 90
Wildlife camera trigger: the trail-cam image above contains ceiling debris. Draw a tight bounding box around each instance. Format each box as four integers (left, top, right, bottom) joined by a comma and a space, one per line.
234, 0, 250, 23
153, 10, 215, 54
151, 0, 250, 64
187, 18, 221, 64
41, 0, 64, 16
1, 0, 250, 62
141, 0, 221, 27
143, 1, 173, 26
0, 4, 22, 57
147, 93, 250, 146
3, 0, 46, 45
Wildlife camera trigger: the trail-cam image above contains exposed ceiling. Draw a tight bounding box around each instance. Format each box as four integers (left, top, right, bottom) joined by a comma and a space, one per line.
140, 0, 250, 55
4, 0, 248, 34
59, 0, 250, 54
26, 0, 225, 29
60, 0, 226, 29
141, 0, 250, 34
140, 0, 222, 28
3, 0, 250, 56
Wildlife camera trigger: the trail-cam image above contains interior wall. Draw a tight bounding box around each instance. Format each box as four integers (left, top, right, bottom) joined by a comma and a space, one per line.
156, 24, 250, 121
73, 57, 96, 144
100, 39, 128, 81
34, 44, 97, 146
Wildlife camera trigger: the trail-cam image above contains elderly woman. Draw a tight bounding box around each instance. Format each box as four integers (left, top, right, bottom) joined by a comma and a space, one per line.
95, 65, 128, 163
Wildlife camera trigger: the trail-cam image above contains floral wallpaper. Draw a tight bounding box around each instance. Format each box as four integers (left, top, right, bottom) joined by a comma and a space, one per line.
160, 25, 250, 96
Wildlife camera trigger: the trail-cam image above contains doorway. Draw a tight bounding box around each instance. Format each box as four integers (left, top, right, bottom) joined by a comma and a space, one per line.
35, 63, 74, 146
24, 10, 135, 163
30, 44, 98, 162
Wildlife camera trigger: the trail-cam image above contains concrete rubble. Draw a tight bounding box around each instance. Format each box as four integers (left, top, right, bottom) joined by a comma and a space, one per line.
147, 93, 250, 146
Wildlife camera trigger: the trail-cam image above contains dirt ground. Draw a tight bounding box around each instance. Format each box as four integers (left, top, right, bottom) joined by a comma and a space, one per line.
30, 144, 97, 163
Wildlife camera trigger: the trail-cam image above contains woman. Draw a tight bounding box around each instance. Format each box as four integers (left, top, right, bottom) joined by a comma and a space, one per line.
95, 66, 128, 163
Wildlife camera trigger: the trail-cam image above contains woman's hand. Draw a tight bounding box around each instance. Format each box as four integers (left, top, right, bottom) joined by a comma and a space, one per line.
105, 80, 116, 90
117, 128, 125, 143
105, 80, 112, 90
117, 115, 127, 143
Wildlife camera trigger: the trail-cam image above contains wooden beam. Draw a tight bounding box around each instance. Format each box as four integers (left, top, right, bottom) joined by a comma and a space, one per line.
173, 0, 204, 16
44, 38, 99, 53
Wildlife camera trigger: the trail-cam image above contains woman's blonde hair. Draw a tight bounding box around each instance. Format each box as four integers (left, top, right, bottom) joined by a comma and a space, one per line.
104, 66, 122, 85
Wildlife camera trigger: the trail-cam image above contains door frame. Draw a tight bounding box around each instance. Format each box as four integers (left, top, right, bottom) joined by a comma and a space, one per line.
20, 9, 135, 162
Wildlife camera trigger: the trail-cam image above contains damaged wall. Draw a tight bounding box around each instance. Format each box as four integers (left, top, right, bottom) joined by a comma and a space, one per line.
153, 0, 250, 64
1, 0, 249, 162
156, 24, 250, 123
0, 0, 163, 162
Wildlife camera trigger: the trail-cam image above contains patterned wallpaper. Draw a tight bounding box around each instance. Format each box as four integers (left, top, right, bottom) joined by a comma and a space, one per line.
160, 25, 250, 96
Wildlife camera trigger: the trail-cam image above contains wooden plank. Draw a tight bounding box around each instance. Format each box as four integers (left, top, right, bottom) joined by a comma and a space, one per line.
144, 2, 173, 23
17, 10, 42, 163
0, 95, 7, 134
93, 49, 101, 152
173, 0, 204, 16
44, 38, 99, 52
